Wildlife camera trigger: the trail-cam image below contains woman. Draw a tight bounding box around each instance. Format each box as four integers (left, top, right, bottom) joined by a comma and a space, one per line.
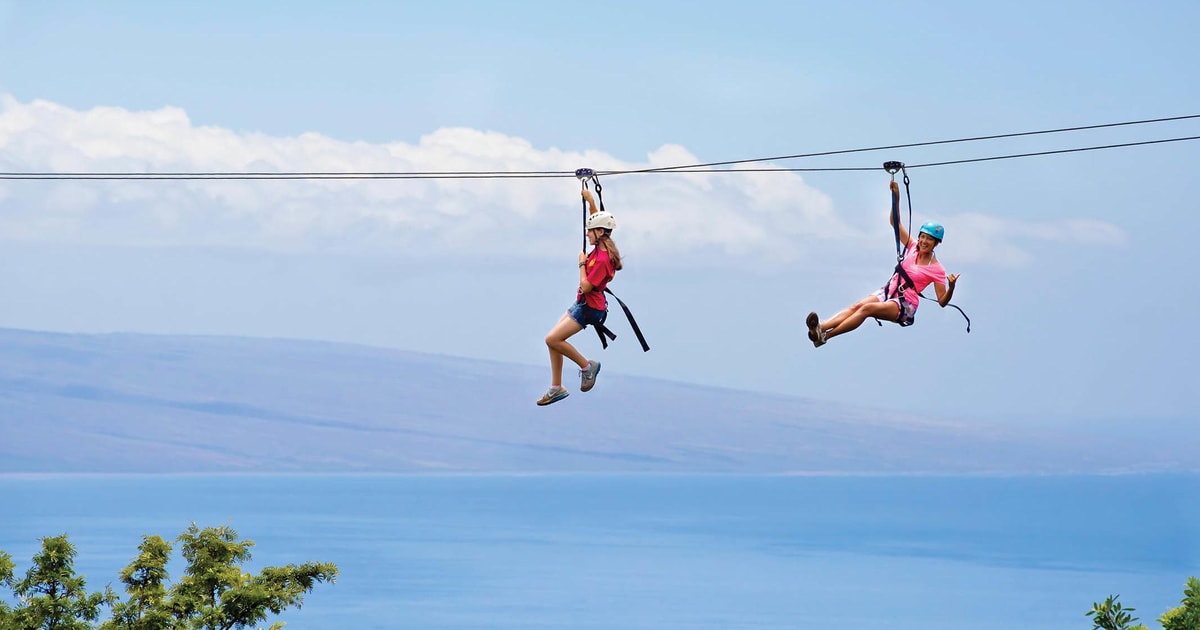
537, 189, 622, 406
807, 181, 960, 347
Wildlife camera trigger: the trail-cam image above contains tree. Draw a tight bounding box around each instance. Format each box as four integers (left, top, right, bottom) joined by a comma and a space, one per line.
1087, 594, 1145, 630
3, 535, 109, 630
100, 536, 173, 630
1, 550, 16, 627
152, 524, 338, 630
2, 525, 337, 630
1159, 577, 1200, 630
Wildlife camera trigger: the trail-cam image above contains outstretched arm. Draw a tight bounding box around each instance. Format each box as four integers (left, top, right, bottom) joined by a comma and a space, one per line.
935, 273, 960, 307
582, 189, 599, 215
889, 181, 911, 248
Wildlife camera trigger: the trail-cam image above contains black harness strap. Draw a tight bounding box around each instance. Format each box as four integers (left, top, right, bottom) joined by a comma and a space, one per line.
579, 289, 649, 352
576, 168, 606, 250
878, 165, 912, 325
930, 298, 972, 333
878, 162, 971, 332
604, 288, 649, 351
591, 317, 618, 348
573, 167, 649, 352
580, 180, 588, 252
591, 175, 605, 212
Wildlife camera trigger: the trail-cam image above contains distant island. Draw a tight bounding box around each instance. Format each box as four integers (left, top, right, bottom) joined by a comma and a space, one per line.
0, 328, 1193, 475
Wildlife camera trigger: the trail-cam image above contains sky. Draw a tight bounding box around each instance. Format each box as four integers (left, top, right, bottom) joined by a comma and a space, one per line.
0, 0, 1197, 423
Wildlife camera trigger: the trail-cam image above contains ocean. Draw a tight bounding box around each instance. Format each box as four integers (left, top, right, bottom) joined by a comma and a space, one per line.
3, 474, 1198, 629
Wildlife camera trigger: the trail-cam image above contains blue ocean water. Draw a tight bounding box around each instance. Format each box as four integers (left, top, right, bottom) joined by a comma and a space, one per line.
2, 474, 1198, 629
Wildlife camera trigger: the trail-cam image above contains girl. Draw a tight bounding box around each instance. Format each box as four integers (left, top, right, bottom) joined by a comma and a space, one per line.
807, 180, 960, 347
537, 189, 622, 406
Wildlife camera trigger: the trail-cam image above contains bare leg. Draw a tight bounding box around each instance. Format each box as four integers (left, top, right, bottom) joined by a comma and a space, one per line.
825, 300, 900, 340
820, 295, 881, 331
545, 313, 587, 387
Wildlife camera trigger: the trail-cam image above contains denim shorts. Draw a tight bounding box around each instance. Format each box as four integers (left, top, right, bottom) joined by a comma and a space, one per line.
872, 289, 917, 327
568, 302, 608, 328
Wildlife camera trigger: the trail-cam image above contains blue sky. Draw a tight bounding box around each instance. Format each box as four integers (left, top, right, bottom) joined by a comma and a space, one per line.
0, 1, 1197, 422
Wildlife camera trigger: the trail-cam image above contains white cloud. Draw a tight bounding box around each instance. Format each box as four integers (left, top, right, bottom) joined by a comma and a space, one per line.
0, 95, 1124, 267
945, 212, 1127, 267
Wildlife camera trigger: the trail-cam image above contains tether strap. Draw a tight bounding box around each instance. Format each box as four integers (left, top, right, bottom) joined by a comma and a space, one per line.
592, 319, 618, 349
923, 296, 972, 333
604, 288, 649, 352
879, 169, 971, 332
890, 175, 905, 261
581, 175, 606, 251
901, 170, 913, 255
592, 175, 605, 212
581, 288, 650, 352
580, 179, 588, 252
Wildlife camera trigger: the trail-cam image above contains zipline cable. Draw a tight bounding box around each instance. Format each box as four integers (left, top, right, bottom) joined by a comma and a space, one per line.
598, 113, 1200, 175
1, 119, 1197, 181
606, 135, 1200, 175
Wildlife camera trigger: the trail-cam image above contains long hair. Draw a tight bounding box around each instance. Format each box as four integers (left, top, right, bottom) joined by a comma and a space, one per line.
594, 229, 622, 271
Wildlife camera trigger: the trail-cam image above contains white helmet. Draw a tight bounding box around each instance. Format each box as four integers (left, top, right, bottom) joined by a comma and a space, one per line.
586, 211, 616, 232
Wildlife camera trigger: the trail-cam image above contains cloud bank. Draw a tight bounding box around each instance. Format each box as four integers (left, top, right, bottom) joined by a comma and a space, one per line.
0, 96, 1122, 266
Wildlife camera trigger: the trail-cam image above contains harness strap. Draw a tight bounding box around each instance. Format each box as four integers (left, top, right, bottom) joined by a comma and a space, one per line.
890, 175, 905, 262
580, 173, 607, 251
573, 169, 647, 351
923, 296, 971, 333
878, 165, 971, 332
603, 288, 649, 352
592, 319, 618, 349
876, 262, 916, 327
577, 288, 650, 352
580, 179, 589, 252
591, 175, 605, 212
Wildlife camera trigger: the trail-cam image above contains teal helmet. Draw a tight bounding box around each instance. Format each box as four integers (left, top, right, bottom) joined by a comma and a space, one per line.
919, 221, 944, 242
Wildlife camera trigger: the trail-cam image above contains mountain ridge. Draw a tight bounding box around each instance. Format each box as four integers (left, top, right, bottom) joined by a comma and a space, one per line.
0, 328, 1191, 474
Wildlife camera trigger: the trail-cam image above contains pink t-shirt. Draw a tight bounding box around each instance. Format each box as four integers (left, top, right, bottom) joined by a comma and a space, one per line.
884, 241, 947, 310
576, 248, 615, 310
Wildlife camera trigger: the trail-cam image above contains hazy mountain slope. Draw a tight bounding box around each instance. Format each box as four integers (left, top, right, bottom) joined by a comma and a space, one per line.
0, 329, 1188, 474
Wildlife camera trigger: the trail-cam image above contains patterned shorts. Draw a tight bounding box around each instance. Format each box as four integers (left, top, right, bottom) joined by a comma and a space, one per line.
872, 289, 917, 327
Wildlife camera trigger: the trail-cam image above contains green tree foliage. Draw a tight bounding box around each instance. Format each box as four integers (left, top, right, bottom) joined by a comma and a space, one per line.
1159, 577, 1200, 630
155, 524, 338, 630
3, 535, 109, 630
1, 550, 16, 626
1, 525, 337, 630
101, 535, 173, 630
1087, 594, 1142, 630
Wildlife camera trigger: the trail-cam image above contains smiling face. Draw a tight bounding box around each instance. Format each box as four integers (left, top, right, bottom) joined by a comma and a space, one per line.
916, 231, 940, 254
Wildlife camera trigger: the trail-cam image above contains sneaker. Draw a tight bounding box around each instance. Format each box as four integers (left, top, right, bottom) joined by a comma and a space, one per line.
579, 360, 601, 392
806, 312, 820, 336
806, 311, 823, 346
536, 386, 569, 406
